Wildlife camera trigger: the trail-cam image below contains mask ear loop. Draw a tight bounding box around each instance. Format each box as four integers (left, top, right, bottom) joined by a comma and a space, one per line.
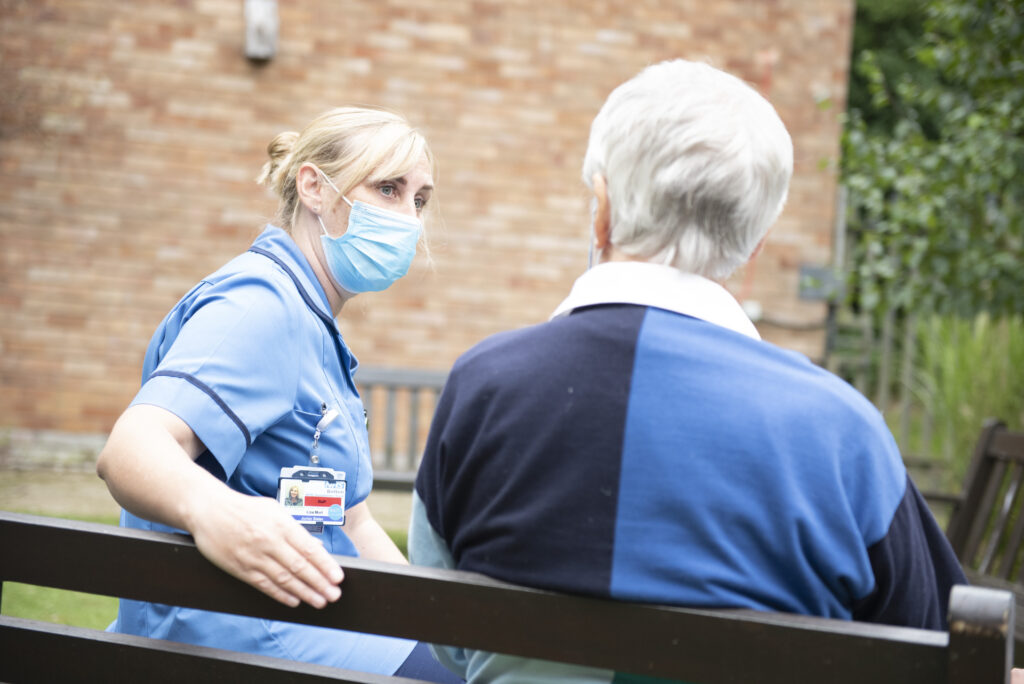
312, 165, 354, 237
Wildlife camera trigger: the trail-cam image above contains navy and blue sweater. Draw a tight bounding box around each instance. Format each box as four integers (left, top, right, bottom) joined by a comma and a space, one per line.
411, 302, 966, 680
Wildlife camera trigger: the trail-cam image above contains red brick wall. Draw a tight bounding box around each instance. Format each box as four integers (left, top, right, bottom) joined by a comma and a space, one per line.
0, 0, 854, 437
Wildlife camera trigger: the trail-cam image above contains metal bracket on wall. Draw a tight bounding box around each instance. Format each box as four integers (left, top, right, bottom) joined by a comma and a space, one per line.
798, 264, 842, 302
244, 0, 278, 62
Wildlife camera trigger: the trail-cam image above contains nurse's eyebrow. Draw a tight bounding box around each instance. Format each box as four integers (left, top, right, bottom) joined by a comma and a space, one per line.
388, 176, 434, 192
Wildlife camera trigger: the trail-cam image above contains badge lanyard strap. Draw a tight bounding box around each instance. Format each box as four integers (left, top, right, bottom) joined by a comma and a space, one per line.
310, 403, 340, 466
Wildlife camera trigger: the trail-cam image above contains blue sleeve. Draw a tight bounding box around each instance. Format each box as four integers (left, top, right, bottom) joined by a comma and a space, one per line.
851, 474, 968, 630
131, 271, 303, 478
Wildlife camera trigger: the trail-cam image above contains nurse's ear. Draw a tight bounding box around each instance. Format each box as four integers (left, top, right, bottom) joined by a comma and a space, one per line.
295, 163, 328, 216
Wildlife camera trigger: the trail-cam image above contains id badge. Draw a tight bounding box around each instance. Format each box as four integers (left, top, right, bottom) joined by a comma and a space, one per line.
277, 466, 347, 526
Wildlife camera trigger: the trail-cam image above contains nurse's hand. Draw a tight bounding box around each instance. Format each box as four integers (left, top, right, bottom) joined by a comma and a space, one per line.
187, 488, 345, 608
98, 404, 344, 609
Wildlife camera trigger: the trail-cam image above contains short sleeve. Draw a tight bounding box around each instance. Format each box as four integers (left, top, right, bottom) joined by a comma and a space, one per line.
132, 270, 303, 478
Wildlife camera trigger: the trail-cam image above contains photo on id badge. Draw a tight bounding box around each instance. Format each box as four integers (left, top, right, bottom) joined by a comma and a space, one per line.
277, 466, 347, 526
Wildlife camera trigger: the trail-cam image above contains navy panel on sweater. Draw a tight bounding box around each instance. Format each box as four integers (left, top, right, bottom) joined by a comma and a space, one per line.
418, 304, 644, 595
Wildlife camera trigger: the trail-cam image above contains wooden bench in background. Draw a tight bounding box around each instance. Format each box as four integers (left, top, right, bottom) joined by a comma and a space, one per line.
356, 367, 447, 492
0, 512, 1015, 684
944, 419, 1024, 665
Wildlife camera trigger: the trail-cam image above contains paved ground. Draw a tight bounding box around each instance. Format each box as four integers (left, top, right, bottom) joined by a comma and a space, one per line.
0, 468, 415, 532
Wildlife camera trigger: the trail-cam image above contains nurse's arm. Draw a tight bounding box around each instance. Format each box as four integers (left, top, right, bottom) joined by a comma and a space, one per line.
345, 500, 409, 565
96, 404, 344, 609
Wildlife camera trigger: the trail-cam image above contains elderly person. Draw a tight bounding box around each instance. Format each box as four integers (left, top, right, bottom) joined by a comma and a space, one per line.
98, 106, 460, 681
409, 59, 966, 682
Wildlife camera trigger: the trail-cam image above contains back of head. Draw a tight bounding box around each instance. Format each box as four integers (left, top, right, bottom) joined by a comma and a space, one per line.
257, 106, 433, 230
582, 59, 793, 280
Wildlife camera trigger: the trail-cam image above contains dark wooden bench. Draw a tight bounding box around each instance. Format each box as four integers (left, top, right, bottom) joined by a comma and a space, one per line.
944, 418, 1024, 665
0, 512, 1015, 683
356, 366, 447, 491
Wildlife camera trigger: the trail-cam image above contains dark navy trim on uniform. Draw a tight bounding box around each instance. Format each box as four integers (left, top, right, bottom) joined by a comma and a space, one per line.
249, 246, 335, 331
248, 246, 357, 396
148, 370, 252, 448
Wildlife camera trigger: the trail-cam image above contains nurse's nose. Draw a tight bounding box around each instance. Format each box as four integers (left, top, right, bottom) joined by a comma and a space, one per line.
400, 197, 420, 217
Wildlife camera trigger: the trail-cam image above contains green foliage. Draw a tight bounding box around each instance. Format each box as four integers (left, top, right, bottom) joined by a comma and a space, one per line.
842, 0, 1024, 317
847, 0, 935, 133
841, 0, 1024, 479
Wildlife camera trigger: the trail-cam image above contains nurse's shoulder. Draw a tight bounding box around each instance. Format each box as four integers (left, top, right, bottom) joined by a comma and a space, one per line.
172, 248, 307, 331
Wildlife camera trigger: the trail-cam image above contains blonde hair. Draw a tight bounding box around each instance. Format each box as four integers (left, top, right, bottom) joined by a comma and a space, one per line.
256, 106, 434, 231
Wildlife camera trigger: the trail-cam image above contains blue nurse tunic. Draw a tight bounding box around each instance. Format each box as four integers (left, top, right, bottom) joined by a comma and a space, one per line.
110, 225, 416, 673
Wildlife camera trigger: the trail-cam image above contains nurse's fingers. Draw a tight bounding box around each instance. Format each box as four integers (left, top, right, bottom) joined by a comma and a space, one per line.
289, 526, 344, 586
277, 525, 345, 603
189, 493, 342, 608
226, 529, 342, 608
249, 568, 305, 608
250, 553, 339, 609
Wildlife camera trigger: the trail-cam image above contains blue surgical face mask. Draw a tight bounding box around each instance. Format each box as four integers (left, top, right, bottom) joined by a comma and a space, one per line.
315, 171, 423, 294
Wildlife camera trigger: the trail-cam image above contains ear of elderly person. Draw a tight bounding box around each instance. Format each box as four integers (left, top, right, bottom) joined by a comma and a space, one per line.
97, 107, 460, 682
409, 60, 967, 682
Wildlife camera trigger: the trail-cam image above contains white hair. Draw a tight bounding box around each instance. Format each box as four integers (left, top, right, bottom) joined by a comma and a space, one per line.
582, 59, 793, 280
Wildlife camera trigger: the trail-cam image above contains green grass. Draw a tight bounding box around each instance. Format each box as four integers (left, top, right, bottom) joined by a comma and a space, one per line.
389, 528, 408, 557
850, 313, 1024, 491
2, 583, 119, 629
2, 510, 409, 628
1, 513, 121, 628
914, 313, 1024, 483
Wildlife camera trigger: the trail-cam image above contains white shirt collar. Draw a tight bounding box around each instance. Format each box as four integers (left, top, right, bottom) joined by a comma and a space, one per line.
550, 261, 760, 340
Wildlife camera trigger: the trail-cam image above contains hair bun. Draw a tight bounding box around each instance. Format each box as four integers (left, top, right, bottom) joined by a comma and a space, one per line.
255, 130, 299, 188
267, 131, 299, 162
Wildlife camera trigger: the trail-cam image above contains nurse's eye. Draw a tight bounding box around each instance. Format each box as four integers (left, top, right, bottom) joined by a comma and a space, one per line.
379, 183, 397, 198
414, 196, 427, 211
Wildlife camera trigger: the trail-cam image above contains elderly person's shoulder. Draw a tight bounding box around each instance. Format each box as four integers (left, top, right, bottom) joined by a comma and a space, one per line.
442, 302, 640, 391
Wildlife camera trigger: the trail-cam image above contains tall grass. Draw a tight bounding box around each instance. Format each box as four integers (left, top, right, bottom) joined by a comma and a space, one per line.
914, 313, 1024, 483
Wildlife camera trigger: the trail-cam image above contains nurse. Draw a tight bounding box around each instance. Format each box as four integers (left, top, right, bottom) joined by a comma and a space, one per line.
97, 106, 459, 681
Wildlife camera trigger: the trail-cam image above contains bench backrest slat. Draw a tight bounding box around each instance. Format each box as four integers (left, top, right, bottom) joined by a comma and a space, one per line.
355, 367, 448, 485
0, 511, 1013, 684
977, 460, 1018, 574
1000, 487, 1024, 580
979, 461, 1024, 576
0, 615, 410, 684
967, 459, 1008, 563
947, 420, 1024, 582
